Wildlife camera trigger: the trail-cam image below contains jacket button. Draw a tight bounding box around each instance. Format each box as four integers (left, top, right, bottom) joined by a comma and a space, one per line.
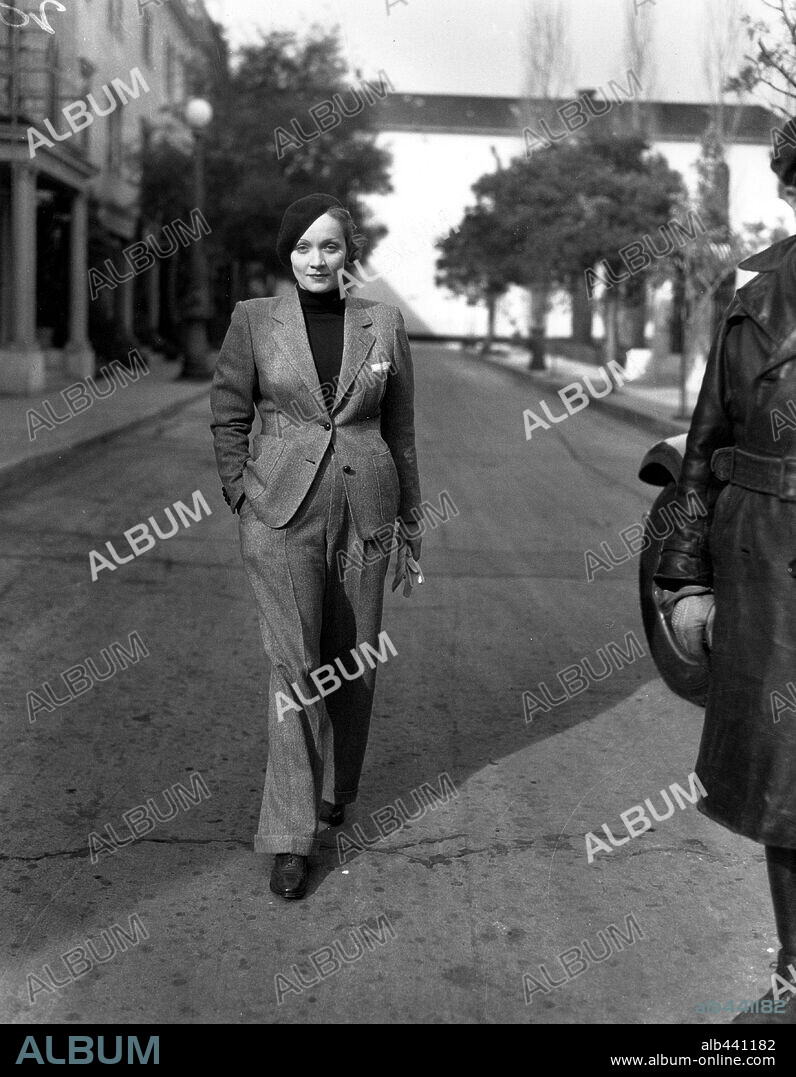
342, 465, 353, 474
321, 421, 331, 430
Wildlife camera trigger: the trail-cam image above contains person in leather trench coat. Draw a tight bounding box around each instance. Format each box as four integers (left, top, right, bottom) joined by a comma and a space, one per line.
655, 127, 796, 1023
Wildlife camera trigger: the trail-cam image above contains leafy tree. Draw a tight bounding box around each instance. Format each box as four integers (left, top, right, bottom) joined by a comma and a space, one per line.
434, 205, 517, 352
141, 27, 393, 310
206, 29, 392, 277
436, 132, 686, 363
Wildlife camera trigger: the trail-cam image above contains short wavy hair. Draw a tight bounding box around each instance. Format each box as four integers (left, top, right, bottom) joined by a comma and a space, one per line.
325, 206, 367, 267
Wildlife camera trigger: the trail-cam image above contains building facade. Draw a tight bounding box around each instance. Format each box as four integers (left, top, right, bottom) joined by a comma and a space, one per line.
0, 0, 218, 394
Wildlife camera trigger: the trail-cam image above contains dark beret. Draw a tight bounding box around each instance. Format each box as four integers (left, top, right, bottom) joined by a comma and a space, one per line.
771, 118, 796, 186
276, 193, 343, 267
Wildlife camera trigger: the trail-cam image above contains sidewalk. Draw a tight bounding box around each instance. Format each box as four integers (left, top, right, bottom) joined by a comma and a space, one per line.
0, 341, 693, 495
473, 345, 695, 441
0, 352, 212, 493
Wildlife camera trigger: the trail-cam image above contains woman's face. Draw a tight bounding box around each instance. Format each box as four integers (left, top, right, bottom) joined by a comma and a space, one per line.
290, 213, 348, 293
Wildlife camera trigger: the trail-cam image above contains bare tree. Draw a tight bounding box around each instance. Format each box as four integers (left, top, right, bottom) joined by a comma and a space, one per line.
728, 0, 796, 117
620, 1, 658, 347
521, 0, 575, 360
523, 0, 574, 102
668, 0, 744, 399
701, 0, 746, 138
623, 0, 656, 130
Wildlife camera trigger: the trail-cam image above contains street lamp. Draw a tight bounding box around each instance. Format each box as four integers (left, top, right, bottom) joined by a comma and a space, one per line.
181, 96, 214, 380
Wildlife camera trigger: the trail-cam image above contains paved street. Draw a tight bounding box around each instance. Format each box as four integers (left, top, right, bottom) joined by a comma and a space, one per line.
0, 343, 773, 1025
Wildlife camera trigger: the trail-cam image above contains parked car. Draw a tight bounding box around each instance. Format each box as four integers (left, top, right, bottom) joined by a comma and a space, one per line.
637, 433, 712, 708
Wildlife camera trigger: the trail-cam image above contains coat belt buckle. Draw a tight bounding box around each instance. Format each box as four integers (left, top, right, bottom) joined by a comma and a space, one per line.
781, 457, 796, 500
711, 447, 734, 482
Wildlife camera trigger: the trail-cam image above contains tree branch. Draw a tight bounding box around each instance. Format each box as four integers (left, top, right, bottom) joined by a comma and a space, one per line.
775, 0, 796, 41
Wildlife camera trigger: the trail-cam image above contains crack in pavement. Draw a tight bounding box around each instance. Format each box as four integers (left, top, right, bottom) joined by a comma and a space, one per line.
622, 843, 725, 864
0, 551, 233, 572
322, 833, 537, 870
0, 837, 250, 862
393, 845, 498, 868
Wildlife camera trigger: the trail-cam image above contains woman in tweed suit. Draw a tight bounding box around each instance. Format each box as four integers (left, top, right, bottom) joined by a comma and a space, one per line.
211, 194, 422, 899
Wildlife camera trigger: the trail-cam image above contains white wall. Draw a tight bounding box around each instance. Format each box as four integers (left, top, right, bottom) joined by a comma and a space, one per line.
359, 128, 785, 338
361, 130, 524, 336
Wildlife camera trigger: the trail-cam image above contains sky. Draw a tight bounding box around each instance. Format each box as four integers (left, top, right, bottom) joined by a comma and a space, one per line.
202, 0, 778, 105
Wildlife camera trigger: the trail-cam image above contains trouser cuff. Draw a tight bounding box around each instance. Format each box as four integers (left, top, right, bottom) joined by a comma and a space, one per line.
254, 834, 318, 856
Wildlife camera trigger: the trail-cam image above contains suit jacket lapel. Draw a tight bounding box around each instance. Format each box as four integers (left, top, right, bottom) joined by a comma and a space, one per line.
332, 300, 375, 412
270, 288, 322, 397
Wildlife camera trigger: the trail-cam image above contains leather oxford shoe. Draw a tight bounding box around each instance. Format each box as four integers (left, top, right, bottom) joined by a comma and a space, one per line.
319, 800, 345, 827
270, 854, 309, 900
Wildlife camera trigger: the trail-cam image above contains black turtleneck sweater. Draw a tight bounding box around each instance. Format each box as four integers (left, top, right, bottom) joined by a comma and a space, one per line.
297, 285, 345, 413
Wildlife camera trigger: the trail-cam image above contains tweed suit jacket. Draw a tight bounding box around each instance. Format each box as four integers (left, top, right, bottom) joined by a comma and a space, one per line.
210, 290, 422, 540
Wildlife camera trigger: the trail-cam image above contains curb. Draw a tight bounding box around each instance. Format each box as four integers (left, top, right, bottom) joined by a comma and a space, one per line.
0, 385, 210, 495
470, 350, 691, 441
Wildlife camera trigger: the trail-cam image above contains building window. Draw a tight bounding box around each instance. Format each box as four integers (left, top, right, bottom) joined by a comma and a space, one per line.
107, 108, 123, 173
78, 59, 96, 156
108, 0, 122, 37
46, 42, 61, 125
165, 42, 176, 102
177, 55, 188, 102
181, 56, 193, 100
142, 10, 153, 68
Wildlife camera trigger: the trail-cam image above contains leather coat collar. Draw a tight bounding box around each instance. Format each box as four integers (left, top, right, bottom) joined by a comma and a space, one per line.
734, 233, 796, 374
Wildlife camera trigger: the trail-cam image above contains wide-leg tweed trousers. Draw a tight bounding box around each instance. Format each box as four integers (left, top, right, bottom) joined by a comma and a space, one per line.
239, 447, 390, 855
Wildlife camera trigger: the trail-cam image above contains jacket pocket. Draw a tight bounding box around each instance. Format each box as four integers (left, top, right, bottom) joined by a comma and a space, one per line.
245, 435, 285, 500
355, 365, 389, 420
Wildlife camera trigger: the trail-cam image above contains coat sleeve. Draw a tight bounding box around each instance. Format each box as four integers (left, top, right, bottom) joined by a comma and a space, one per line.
380, 308, 422, 529
210, 302, 257, 514
654, 317, 735, 590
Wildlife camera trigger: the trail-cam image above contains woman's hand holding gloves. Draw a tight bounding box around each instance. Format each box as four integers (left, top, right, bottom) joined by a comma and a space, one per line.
391, 520, 423, 597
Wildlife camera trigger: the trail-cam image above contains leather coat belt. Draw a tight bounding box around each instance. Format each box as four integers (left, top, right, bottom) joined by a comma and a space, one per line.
711, 446, 796, 501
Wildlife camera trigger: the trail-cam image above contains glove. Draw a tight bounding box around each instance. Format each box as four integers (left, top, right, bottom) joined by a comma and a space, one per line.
391, 535, 424, 597
660, 585, 715, 657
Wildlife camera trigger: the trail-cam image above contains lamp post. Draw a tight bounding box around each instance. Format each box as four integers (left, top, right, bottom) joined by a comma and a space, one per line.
181, 96, 214, 380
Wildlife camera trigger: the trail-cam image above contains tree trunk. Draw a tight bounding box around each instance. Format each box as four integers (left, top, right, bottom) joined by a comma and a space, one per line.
681, 288, 712, 413
529, 283, 551, 330
624, 276, 647, 348
602, 292, 622, 368
480, 293, 496, 355
529, 284, 550, 370
570, 276, 592, 344
670, 267, 685, 355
